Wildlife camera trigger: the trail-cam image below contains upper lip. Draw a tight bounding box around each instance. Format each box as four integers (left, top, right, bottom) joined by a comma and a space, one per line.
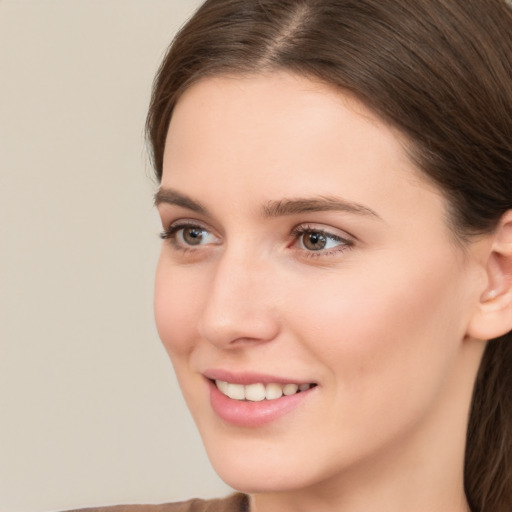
203, 368, 316, 386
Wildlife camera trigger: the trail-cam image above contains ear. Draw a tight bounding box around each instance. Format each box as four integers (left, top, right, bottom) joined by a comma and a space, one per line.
467, 210, 512, 341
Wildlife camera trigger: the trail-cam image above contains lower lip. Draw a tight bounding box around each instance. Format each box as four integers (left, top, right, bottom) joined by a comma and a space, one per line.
208, 380, 316, 427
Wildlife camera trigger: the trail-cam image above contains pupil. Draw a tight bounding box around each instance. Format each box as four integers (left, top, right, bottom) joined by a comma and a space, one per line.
304, 232, 326, 250
184, 228, 203, 245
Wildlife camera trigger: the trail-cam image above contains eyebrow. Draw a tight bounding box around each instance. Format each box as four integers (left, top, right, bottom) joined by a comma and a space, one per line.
154, 188, 208, 214
262, 196, 380, 219
154, 188, 380, 220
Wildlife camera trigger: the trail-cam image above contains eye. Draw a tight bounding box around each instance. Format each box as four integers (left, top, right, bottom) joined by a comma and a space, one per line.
160, 222, 220, 249
300, 231, 335, 251
292, 225, 353, 255
177, 226, 209, 246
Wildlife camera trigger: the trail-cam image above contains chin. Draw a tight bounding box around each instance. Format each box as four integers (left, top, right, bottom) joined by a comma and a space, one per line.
198, 426, 342, 495
211, 456, 315, 494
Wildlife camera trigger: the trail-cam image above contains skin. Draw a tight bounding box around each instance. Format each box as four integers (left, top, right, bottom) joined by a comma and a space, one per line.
154, 72, 492, 512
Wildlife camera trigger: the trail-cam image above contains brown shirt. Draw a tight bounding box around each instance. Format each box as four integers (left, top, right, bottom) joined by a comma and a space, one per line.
66, 494, 249, 512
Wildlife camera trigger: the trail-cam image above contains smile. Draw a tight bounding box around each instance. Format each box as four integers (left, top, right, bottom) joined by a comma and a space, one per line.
215, 380, 316, 401
208, 377, 318, 427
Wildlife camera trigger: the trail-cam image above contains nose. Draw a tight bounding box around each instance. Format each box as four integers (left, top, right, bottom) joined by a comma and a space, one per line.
197, 247, 281, 349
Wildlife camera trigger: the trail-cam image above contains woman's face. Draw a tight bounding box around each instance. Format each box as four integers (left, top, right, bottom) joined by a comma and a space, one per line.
155, 73, 484, 494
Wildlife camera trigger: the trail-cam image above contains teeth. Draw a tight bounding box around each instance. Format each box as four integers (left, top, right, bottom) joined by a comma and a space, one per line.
265, 383, 283, 400
215, 380, 313, 401
216, 380, 228, 394
245, 383, 266, 401
226, 383, 245, 400
283, 383, 299, 396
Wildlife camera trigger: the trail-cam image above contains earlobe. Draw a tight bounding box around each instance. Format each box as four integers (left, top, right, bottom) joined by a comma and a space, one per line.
467, 210, 512, 341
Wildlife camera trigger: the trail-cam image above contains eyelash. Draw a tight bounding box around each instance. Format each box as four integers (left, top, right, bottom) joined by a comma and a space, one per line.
160, 221, 354, 258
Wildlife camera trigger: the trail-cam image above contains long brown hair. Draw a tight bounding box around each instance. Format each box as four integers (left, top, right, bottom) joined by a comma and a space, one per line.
146, 1, 512, 510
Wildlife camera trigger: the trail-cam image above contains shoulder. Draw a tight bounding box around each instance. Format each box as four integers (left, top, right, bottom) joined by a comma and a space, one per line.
63, 494, 250, 512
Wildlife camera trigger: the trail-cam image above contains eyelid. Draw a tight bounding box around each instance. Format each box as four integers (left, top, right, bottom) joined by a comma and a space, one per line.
291, 222, 355, 241
160, 218, 209, 235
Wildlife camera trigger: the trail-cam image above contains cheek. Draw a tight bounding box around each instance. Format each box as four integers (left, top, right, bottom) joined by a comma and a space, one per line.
154, 256, 202, 358
286, 252, 466, 412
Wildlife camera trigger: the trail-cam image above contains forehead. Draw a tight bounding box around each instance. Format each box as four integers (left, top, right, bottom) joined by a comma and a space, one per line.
166, 73, 409, 169
164, 72, 434, 198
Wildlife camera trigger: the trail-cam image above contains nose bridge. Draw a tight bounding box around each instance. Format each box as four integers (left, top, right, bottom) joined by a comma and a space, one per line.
198, 241, 280, 347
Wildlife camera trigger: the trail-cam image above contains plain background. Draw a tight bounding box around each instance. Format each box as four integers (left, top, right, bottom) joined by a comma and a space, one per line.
0, 1, 232, 511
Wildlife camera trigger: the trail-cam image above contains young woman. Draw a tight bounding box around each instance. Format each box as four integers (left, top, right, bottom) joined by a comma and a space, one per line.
73, 1, 512, 511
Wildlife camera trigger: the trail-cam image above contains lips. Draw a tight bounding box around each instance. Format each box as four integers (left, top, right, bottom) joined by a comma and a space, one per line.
204, 370, 317, 427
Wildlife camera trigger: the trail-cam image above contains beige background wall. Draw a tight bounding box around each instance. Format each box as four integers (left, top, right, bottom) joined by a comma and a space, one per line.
0, 1, 231, 511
